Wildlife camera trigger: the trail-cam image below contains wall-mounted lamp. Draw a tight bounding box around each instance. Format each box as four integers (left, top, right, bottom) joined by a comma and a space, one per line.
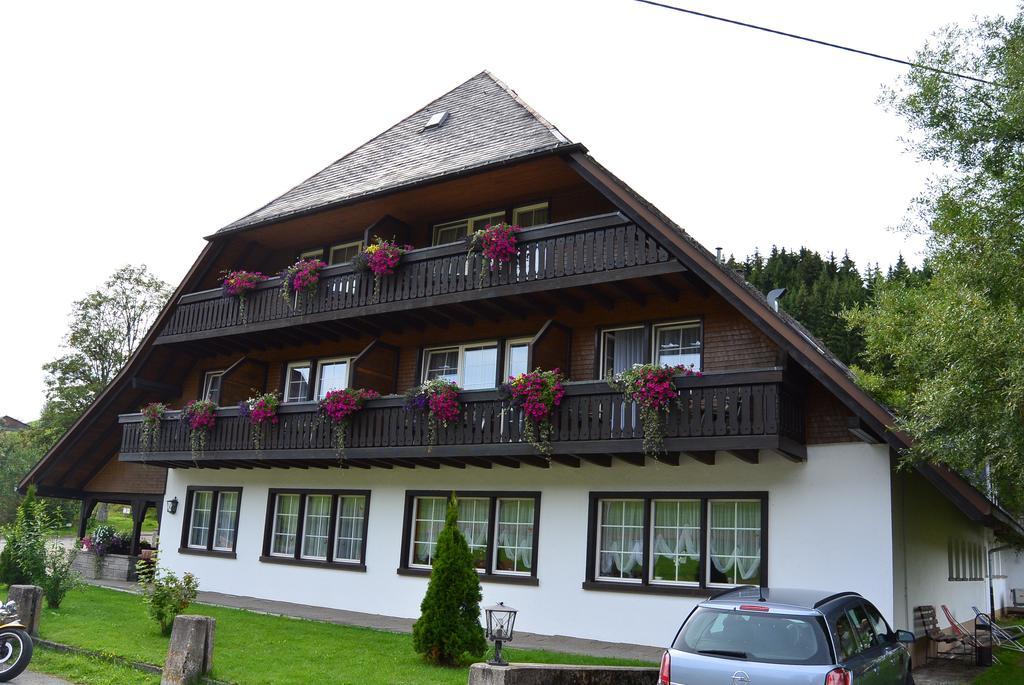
166, 497, 179, 515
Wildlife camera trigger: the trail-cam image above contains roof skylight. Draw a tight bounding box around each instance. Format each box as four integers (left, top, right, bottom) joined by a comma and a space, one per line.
422, 110, 450, 131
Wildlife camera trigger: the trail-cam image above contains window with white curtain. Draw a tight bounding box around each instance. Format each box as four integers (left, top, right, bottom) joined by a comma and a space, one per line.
597, 500, 645, 582
264, 491, 369, 567
494, 498, 535, 575
301, 494, 332, 560
270, 494, 300, 556
653, 321, 702, 371
600, 327, 645, 378
707, 500, 762, 586
212, 491, 239, 552
587, 493, 766, 592
651, 500, 701, 585
183, 487, 242, 555
411, 496, 489, 569
188, 491, 213, 549
334, 496, 367, 563
404, 492, 541, 577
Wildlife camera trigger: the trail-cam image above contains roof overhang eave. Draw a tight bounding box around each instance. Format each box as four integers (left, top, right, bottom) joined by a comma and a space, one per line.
208, 142, 588, 240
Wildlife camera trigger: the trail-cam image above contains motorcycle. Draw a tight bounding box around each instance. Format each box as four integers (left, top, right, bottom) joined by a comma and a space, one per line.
0, 600, 32, 681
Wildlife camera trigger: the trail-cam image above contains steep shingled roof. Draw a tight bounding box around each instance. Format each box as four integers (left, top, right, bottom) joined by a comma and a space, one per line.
219, 71, 573, 233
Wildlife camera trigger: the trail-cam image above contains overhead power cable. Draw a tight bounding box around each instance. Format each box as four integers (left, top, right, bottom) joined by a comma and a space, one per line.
633, 0, 999, 87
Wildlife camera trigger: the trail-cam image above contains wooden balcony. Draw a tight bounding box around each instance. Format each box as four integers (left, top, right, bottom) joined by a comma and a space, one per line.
154, 213, 686, 345
118, 369, 805, 469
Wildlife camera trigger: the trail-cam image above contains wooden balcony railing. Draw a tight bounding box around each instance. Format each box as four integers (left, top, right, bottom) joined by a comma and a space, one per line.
155, 212, 683, 343
119, 370, 805, 467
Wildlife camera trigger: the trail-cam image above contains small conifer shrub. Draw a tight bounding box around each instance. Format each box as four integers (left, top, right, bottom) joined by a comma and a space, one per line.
412, 494, 487, 666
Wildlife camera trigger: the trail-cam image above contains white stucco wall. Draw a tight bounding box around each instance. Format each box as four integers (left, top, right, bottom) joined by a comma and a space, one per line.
891, 469, 992, 635
1000, 548, 1024, 612
159, 442, 893, 647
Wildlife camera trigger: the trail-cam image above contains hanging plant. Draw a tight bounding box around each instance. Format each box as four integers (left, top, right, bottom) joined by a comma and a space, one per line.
466, 222, 520, 285
279, 258, 326, 308
505, 368, 565, 457
404, 379, 462, 446
181, 400, 217, 458
353, 236, 411, 301
139, 402, 168, 452
238, 392, 281, 449
319, 388, 380, 457
221, 270, 267, 323
607, 363, 701, 458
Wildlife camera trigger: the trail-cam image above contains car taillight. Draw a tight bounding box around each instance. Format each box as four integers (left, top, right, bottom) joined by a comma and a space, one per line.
824, 667, 851, 685
659, 651, 671, 684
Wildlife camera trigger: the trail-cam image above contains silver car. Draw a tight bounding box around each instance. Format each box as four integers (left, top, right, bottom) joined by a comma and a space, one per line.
661, 587, 916, 685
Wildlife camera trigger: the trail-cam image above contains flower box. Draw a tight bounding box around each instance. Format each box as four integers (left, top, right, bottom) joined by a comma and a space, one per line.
72, 550, 141, 581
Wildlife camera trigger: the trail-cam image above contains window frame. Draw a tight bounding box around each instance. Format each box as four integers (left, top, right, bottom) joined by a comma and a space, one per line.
178, 486, 243, 558
583, 491, 768, 597
329, 240, 364, 266
315, 356, 353, 400
598, 325, 646, 380
597, 318, 705, 379
283, 360, 313, 403
704, 498, 765, 589
432, 211, 506, 246
202, 370, 226, 405
503, 337, 533, 380
421, 341, 500, 389
652, 319, 703, 371
299, 248, 325, 261
398, 490, 541, 586
511, 202, 549, 228
260, 489, 371, 572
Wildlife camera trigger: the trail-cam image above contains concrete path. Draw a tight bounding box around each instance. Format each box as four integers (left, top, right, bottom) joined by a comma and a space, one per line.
913, 659, 988, 685
14, 673, 73, 685
84, 578, 664, 662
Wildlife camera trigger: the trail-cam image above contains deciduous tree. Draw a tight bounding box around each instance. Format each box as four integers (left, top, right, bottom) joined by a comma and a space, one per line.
846, 9, 1024, 512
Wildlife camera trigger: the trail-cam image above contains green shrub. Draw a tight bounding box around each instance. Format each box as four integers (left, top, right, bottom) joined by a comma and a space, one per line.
39, 542, 80, 608
5, 485, 52, 583
0, 544, 30, 586
136, 557, 199, 635
412, 494, 487, 666
1, 485, 81, 606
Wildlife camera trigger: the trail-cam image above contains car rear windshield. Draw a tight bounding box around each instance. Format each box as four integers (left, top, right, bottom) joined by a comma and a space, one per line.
674, 607, 833, 666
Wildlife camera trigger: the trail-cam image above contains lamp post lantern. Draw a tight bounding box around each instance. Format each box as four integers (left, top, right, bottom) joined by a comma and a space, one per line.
484, 602, 518, 666
166, 497, 178, 515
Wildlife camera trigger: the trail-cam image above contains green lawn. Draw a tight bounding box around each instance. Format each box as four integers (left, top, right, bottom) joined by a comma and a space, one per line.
19, 585, 651, 685
32, 648, 160, 685
974, 618, 1024, 685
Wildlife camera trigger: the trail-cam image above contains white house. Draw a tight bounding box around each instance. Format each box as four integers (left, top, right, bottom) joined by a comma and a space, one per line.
23, 71, 1022, 660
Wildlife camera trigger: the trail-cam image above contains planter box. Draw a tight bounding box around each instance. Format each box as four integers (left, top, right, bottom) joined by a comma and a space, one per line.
72, 551, 140, 581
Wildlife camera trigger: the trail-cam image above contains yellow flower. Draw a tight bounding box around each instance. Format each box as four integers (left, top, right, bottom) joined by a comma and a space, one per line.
365, 244, 380, 254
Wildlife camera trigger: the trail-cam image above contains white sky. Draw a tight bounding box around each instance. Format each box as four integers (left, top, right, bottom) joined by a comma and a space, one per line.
0, 0, 1015, 422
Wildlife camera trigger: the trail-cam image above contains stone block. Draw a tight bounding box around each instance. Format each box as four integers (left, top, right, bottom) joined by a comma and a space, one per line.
72, 551, 139, 581
467, 663, 659, 685
7, 585, 43, 636
161, 615, 215, 685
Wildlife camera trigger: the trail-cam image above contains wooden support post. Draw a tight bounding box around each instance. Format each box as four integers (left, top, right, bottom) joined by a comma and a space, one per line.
129, 499, 147, 557
77, 497, 96, 540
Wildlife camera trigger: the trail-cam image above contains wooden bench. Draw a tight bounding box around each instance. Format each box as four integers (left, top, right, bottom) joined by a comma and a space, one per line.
916, 605, 967, 661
